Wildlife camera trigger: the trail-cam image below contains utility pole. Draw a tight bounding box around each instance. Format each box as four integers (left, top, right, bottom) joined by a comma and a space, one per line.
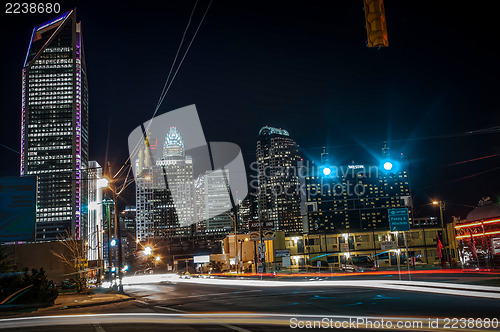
113, 189, 124, 293
233, 210, 238, 274
97, 224, 101, 286
436, 200, 451, 268
108, 162, 124, 293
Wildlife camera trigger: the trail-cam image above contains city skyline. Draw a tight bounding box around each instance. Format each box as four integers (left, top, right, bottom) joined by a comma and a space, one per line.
1, 3, 500, 328
1, 2, 499, 222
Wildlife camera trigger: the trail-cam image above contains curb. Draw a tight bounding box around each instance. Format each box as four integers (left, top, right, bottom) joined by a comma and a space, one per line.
55, 296, 134, 310
0, 302, 52, 313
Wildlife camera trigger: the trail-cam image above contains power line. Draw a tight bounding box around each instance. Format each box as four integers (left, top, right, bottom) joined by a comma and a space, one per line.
300, 125, 500, 151
112, 0, 213, 181
154, 0, 199, 112
0, 143, 20, 154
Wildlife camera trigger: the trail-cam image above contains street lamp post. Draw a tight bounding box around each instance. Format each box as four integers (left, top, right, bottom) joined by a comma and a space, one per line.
112, 188, 124, 293
433, 200, 451, 268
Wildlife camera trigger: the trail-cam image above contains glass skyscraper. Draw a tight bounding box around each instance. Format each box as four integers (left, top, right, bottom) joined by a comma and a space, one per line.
20, 10, 89, 241
256, 126, 303, 235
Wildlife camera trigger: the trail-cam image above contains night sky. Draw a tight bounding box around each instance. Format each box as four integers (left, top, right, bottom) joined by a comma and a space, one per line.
1, 0, 499, 220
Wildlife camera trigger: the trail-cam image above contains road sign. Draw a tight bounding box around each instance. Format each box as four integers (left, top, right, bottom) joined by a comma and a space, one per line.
249, 220, 274, 230
262, 230, 275, 240
282, 256, 291, 268
388, 208, 410, 232
340, 243, 349, 252
491, 238, 500, 255
249, 231, 260, 241
274, 249, 290, 258
381, 240, 397, 251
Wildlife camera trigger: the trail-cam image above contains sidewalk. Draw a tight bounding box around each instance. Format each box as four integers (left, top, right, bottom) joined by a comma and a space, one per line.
0, 288, 133, 315
50, 288, 133, 310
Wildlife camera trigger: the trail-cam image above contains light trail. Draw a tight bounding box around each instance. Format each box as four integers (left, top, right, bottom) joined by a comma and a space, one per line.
0, 313, 496, 331
121, 273, 500, 300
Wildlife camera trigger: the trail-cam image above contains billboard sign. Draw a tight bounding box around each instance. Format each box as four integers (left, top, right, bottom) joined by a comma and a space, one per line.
193, 255, 211, 264
0, 177, 36, 242
491, 238, 500, 255
249, 220, 274, 230
381, 240, 398, 251
274, 249, 290, 258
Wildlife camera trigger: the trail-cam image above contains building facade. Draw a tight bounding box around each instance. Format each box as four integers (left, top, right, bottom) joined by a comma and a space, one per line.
135, 128, 195, 242
202, 169, 232, 232
256, 126, 302, 234
455, 202, 500, 269
20, 10, 89, 241
86, 161, 104, 263
303, 160, 412, 233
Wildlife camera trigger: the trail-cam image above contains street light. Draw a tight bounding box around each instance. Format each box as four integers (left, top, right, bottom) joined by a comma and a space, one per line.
143, 246, 153, 256
97, 178, 109, 188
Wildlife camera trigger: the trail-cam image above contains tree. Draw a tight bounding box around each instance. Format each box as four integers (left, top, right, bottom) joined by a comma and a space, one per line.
0, 245, 15, 273
208, 260, 225, 273
50, 230, 86, 292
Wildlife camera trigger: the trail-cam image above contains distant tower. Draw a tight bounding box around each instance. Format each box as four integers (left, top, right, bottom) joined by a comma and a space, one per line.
163, 127, 185, 158
382, 141, 390, 158
136, 127, 195, 242
20, 10, 89, 241
321, 146, 329, 163
256, 126, 302, 234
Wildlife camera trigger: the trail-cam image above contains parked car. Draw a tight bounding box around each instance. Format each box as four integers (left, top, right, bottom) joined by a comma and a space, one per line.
341, 256, 377, 272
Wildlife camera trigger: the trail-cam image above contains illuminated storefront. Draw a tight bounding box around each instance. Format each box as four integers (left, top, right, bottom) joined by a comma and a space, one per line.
455, 202, 500, 269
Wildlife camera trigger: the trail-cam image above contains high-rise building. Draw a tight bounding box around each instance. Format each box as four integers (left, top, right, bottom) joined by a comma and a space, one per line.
87, 161, 104, 263
119, 205, 136, 264
303, 153, 412, 233
238, 193, 258, 233
156, 127, 195, 228
256, 126, 302, 234
20, 10, 89, 241
135, 127, 194, 242
203, 169, 232, 232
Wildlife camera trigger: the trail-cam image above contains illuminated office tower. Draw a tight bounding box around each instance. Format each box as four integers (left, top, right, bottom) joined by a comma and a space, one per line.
20, 10, 89, 241
87, 161, 104, 263
256, 126, 303, 234
136, 128, 194, 241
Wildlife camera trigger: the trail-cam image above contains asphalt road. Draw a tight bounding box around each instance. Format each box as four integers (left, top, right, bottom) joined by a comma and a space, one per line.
123, 280, 500, 317
2, 274, 500, 331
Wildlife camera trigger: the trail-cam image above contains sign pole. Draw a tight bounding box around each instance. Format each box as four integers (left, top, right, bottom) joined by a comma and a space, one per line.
397, 248, 401, 280
404, 231, 411, 281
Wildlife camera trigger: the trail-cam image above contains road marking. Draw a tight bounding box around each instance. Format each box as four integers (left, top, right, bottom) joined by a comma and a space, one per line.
184, 289, 261, 299
155, 306, 252, 332
92, 323, 106, 332
134, 299, 149, 305
169, 277, 500, 299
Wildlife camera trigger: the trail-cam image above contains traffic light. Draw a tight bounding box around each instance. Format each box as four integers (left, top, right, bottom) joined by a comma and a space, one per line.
363, 0, 389, 48
380, 159, 400, 173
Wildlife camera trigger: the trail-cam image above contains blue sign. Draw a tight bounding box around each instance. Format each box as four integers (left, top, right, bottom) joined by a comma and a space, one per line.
0, 177, 37, 242
388, 208, 410, 232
